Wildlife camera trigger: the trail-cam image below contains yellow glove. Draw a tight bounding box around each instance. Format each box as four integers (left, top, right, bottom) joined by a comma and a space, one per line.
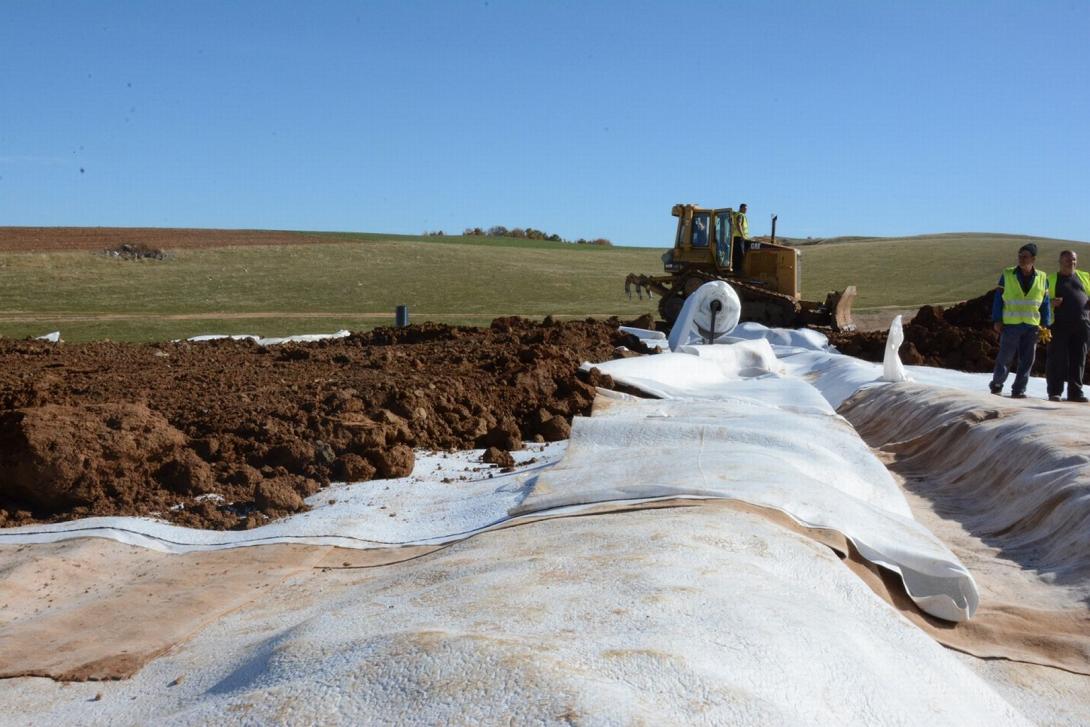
1039, 326, 1052, 344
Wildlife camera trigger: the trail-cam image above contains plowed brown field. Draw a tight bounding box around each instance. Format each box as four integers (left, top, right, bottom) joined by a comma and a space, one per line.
0, 227, 368, 252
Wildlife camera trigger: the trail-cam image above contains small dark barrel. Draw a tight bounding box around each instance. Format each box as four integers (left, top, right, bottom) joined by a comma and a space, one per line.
395, 305, 409, 328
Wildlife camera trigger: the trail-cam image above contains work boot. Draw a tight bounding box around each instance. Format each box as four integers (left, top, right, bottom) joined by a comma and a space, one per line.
1067, 394, 1089, 403
1010, 391, 1027, 399
1049, 395, 1062, 402
989, 383, 1002, 395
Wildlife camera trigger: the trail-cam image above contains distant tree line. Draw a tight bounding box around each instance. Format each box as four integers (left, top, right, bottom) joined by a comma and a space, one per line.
423, 226, 612, 247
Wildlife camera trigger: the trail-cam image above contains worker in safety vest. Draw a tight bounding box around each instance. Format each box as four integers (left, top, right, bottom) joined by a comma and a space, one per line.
1045, 249, 1090, 402
731, 203, 749, 272
989, 242, 1051, 398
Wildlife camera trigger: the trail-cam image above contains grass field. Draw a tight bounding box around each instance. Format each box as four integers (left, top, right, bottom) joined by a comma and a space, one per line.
0, 229, 1086, 342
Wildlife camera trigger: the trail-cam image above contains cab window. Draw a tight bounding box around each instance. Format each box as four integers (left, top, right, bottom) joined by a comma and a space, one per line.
715, 212, 733, 268
716, 212, 732, 248
691, 213, 710, 248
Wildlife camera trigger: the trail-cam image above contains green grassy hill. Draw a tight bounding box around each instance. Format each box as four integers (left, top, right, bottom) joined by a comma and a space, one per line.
0, 229, 1085, 342
0, 232, 664, 341
795, 232, 1088, 309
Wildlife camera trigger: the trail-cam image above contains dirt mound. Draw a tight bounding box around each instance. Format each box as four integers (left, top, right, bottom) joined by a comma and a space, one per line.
830, 290, 1084, 380
0, 318, 653, 529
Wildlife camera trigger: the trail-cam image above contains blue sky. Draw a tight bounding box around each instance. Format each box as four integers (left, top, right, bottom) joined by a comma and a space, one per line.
2, 1, 1088, 245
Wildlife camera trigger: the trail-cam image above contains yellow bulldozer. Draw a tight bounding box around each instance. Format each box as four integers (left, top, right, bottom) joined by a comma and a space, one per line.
625, 203, 857, 330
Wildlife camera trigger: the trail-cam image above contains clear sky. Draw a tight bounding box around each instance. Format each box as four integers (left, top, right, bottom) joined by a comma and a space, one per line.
2, 1, 1088, 245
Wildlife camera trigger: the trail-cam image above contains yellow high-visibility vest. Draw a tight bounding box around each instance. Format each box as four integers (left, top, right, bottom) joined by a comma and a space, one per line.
733, 211, 749, 239
1046, 270, 1090, 298
1001, 267, 1047, 325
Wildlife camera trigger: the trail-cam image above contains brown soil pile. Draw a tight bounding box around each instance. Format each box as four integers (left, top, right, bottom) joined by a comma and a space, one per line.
0, 318, 649, 529
830, 290, 1086, 380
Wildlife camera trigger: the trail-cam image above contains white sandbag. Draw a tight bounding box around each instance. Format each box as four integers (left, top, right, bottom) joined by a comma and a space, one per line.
667, 281, 741, 350
881, 315, 909, 383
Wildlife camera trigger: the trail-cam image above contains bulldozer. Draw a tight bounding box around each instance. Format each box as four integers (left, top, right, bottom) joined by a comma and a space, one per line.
625, 203, 857, 330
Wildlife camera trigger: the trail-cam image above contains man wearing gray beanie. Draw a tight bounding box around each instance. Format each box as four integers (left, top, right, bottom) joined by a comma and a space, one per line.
990, 243, 1051, 397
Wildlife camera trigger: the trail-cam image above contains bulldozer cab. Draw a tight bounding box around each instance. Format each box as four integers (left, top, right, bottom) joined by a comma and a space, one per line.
672, 204, 735, 272
671, 203, 800, 300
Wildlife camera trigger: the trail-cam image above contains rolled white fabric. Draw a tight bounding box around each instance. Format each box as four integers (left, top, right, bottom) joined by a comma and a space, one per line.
667, 281, 742, 351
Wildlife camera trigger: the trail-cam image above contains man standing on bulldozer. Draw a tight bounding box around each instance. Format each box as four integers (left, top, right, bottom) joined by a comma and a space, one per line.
731, 203, 749, 272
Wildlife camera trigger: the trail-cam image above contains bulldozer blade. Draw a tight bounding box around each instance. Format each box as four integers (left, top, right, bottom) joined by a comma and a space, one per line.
832, 286, 857, 332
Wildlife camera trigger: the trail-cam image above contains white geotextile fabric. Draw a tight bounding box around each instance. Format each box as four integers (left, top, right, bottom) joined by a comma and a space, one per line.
0, 507, 1027, 726
0, 447, 566, 553
727, 321, 1049, 404
717, 320, 1049, 408
512, 389, 978, 622
667, 280, 741, 350
729, 320, 834, 351
185, 330, 351, 346
588, 338, 788, 398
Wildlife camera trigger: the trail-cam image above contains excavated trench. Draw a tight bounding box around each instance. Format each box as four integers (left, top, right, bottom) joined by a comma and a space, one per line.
2, 290, 1079, 532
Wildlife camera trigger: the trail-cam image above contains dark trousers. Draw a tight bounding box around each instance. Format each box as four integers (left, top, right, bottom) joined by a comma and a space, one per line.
731, 236, 746, 272
1046, 321, 1089, 398
991, 324, 1039, 394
